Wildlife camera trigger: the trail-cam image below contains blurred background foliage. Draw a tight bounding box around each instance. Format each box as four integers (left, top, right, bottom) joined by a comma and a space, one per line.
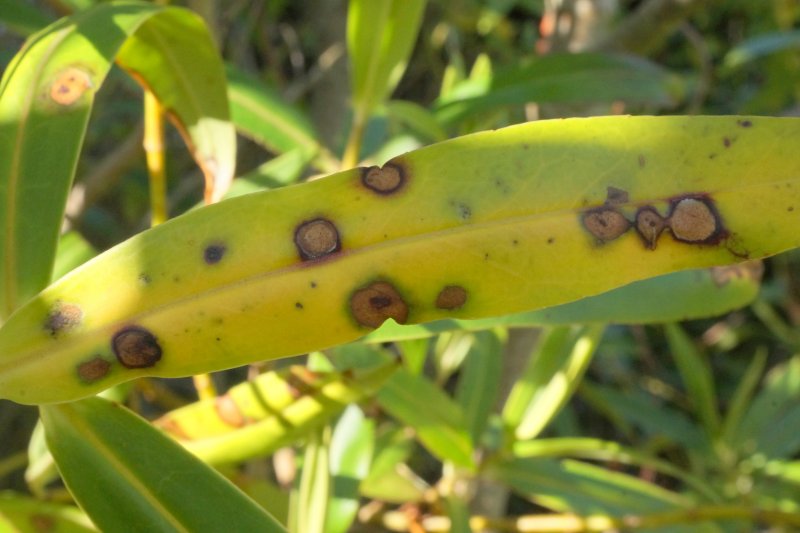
2, 0, 800, 531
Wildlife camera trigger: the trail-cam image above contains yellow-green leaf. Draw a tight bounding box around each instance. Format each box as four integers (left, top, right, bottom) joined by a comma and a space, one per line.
1, 116, 800, 404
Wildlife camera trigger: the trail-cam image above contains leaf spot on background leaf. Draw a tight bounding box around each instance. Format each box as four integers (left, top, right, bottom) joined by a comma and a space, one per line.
436, 286, 468, 310
668, 196, 724, 244
76, 356, 111, 383
582, 207, 630, 242
203, 243, 227, 264
112, 326, 162, 369
49, 67, 92, 106
215, 394, 245, 427
737, 119, 753, 128
44, 302, 82, 337
350, 281, 409, 328
362, 162, 406, 194
294, 218, 341, 260
635, 207, 666, 250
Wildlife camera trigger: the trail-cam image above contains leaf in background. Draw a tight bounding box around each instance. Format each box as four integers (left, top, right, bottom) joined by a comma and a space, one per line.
665, 323, 721, 439
366, 264, 763, 342
325, 405, 374, 533
2, 116, 800, 404
0, 0, 51, 36
731, 355, 800, 459
115, 8, 235, 203
291, 428, 330, 533
347, 0, 427, 124
0, 492, 95, 533
455, 330, 504, 444
435, 53, 684, 124
51, 231, 96, 282
386, 100, 448, 143
490, 457, 693, 517
360, 426, 429, 503
503, 326, 604, 440
377, 369, 474, 469
719, 347, 767, 448
155, 363, 395, 466
40, 397, 286, 532
723, 30, 800, 69
226, 65, 322, 158
0, 3, 232, 320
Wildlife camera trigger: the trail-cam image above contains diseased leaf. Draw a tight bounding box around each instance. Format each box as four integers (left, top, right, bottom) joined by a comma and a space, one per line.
2, 116, 800, 404
0, 2, 232, 321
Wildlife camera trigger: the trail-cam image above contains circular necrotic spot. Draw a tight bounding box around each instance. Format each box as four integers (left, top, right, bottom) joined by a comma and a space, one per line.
362, 163, 405, 194
350, 281, 409, 328
44, 302, 83, 337
635, 207, 666, 249
582, 207, 631, 242
203, 243, 226, 264
50, 67, 92, 106
294, 218, 341, 260
436, 286, 467, 310
112, 326, 162, 369
76, 357, 111, 383
668, 197, 721, 243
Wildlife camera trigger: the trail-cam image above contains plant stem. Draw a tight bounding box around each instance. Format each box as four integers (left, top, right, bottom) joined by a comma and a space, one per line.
143, 90, 168, 227
341, 109, 367, 169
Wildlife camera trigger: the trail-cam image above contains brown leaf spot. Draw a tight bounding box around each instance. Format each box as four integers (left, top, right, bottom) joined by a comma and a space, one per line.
112, 326, 162, 368
362, 163, 405, 194
215, 394, 245, 427
49, 67, 92, 106
350, 281, 409, 328
635, 207, 666, 249
44, 302, 82, 337
737, 119, 753, 128
668, 197, 722, 244
203, 243, 226, 264
582, 207, 631, 242
294, 218, 341, 260
29, 514, 55, 532
436, 285, 467, 310
76, 356, 111, 383
605, 186, 629, 205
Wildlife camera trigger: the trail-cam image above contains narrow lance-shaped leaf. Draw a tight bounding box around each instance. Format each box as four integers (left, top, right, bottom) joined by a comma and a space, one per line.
1, 116, 800, 404
0, 3, 233, 320
40, 396, 286, 532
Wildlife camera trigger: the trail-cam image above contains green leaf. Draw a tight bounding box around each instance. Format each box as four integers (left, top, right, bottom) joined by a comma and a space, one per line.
455, 331, 504, 444
365, 264, 763, 343
435, 53, 683, 124
724, 30, 800, 69
325, 405, 374, 533
292, 428, 330, 533
52, 231, 96, 282
386, 100, 448, 143
347, 0, 427, 121
2, 116, 800, 404
731, 355, 800, 459
360, 426, 428, 503
490, 456, 692, 516
0, 0, 52, 36
40, 396, 285, 532
665, 323, 721, 438
719, 347, 767, 447
0, 2, 233, 320
0, 492, 95, 533
377, 369, 474, 469
226, 65, 320, 156
502, 326, 604, 440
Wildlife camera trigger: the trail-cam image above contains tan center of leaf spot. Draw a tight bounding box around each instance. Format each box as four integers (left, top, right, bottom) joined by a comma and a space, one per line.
50, 67, 92, 106
436, 285, 468, 310
362, 163, 405, 194
635, 207, 666, 249
669, 198, 719, 243
294, 218, 341, 260
76, 357, 111, 383
112, 326, 162, 369
582, 207, 631, 242
350, 281, 409, 328
44, 302, 83, 337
